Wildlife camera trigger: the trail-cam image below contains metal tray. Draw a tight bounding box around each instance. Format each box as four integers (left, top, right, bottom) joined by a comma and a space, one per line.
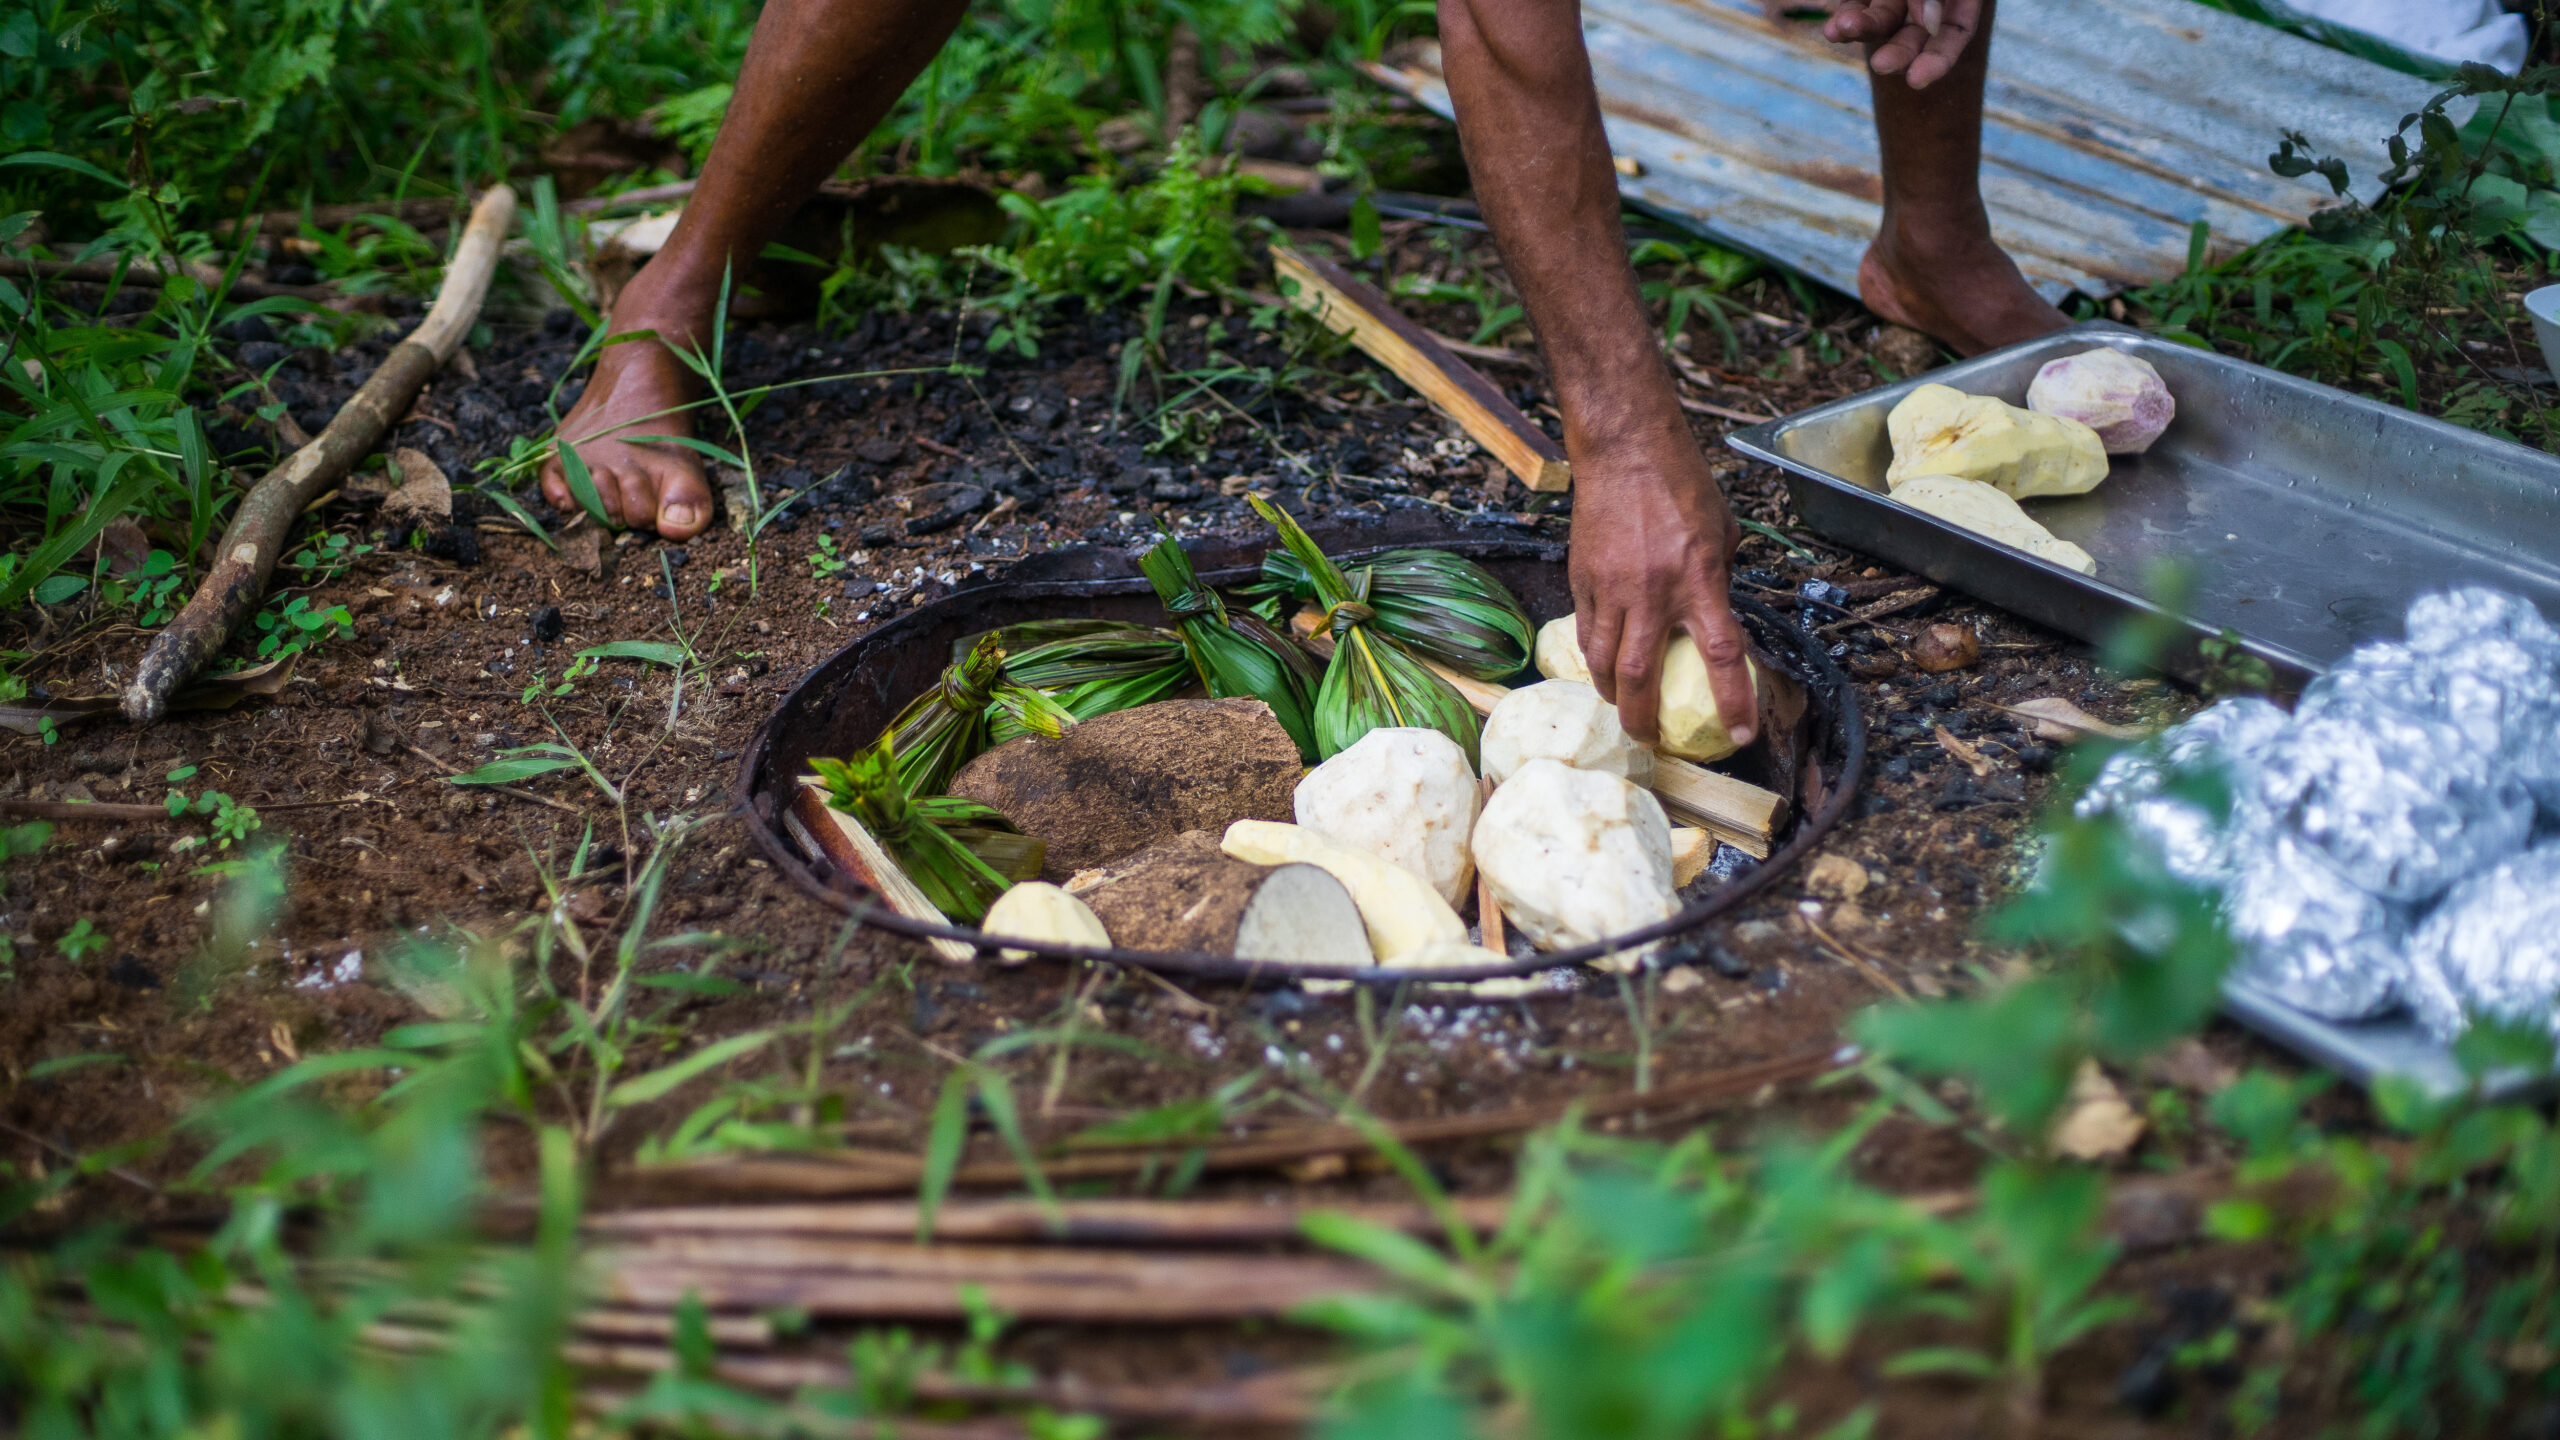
1725, 321, 2560, 688
1730, 322, 2560, 1100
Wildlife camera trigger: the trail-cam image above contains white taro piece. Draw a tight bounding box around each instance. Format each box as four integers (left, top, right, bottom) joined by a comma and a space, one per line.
1531, 615, 1758, 762
979, 882, 1112, 963
1884, 383, 2109, 498
1472, 758, 1677, 969
1222, 819, 1466, 963
1294, 726, 1480, 907
1480, 680, 1655, 787
1891, 474, 2095, 575
2024, 348, 2176, 454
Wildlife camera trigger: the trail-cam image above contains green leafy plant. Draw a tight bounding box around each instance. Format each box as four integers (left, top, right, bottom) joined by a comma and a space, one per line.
54, 916, 106, 962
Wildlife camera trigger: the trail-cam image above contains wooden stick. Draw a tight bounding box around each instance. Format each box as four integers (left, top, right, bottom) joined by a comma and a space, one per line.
0, 796, 363, 823
1475, 777, 1507, 955
627, 1048, 1838, 1198
1272, 246, 1570, 492
0, 255, 335, 302
123, 187, 517, 723
791, 781, 975, 963
589, 1240, 1377, 1321
586, 1196, 1509, 1244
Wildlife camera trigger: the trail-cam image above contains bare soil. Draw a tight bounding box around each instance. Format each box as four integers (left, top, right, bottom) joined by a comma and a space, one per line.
0, 227, 2323, 1436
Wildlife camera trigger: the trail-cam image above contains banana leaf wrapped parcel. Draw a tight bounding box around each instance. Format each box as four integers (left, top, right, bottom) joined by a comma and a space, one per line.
872, 634, 1065, 796
810, 740, 1044, 924
1249, 496, 1481, 764
976, 620, 1193, 744
1139, 533, 1322, 761
1252, 543, 1534, 680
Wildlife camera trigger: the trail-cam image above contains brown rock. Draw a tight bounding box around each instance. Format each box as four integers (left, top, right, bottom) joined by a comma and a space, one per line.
946, 699, 1305, 881
1911, 622, 1980, 672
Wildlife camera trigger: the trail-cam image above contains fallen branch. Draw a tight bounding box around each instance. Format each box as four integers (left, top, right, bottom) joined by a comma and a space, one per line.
1272, 246, 1570, 492
122, 187, 515, 724
627, 1048, 1839, 1198
585, 1196, 1509, 1243
0, 796, 364, 823
0, 255, 336, 303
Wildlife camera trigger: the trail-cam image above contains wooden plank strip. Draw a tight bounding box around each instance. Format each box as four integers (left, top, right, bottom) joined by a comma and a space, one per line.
585, 1196, 1509, 1243
1272, 246, 1571, 492
791, 781, 976, 963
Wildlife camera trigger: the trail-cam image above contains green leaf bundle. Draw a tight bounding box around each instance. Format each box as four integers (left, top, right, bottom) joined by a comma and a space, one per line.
1248, 496, 1482, 764
1138, 534, 1322, 761
877, 632, 1111, 793
1254, 546, 1534, 680
810, 742, 1044, 924
973, 621, 1193, 744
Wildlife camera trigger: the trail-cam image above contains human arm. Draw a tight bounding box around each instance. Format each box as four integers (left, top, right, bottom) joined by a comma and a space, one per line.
1432, 0, 1754, 748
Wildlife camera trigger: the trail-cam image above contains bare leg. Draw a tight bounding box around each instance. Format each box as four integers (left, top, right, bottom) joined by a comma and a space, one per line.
541, 0, 969, 535
1846, 0, 2068, 356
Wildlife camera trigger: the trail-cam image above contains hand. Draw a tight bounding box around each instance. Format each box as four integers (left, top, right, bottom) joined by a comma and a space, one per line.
1567, 432, 1756, 752
1824, 0, 1984, 89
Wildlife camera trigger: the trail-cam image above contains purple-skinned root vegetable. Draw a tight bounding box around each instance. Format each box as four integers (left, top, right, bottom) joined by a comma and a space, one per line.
2026, 348, 2175, 454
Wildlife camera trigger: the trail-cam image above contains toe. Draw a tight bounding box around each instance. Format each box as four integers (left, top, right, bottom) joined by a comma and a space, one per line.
652, 458, 714, 539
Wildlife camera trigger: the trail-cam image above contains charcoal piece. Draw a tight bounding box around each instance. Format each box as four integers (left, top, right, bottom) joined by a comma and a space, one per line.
422, 525, 481, 566
854, 438, 905, 464
529, 605, 565, 642
904, 483, 991, 535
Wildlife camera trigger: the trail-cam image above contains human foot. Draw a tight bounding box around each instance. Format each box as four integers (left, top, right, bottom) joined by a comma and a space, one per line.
540, 270, 719, 538
1858, 219, 2067, 358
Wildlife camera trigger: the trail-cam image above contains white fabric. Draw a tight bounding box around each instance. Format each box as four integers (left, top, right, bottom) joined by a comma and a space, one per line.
2285, 0, 2530, 73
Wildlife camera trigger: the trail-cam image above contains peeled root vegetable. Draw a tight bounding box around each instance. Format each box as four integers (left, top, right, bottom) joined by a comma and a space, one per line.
1076, 831, 1370, 965
2025, 348, 2173, 454
1293, 726, 1479, 907
1222, 819, 1466, 963
1891, 474, 2095, 575
1481, 680, 1654, 787
1884, 383, 2107, 499
947, 698, 1302, 881
1533, 617, 1757, 762
979, 882, 1111, 962
1472, 758, 1677, 970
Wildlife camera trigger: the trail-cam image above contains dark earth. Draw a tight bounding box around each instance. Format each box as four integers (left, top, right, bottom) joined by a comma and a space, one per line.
2, 219, 2351, 1436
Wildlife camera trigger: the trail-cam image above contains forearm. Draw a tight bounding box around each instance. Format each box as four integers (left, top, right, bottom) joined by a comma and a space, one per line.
1434, 0, 1689, 467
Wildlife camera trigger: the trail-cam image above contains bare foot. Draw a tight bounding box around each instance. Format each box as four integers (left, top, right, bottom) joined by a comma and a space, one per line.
540, 267, 719, 538
1858, 218, 2067, 358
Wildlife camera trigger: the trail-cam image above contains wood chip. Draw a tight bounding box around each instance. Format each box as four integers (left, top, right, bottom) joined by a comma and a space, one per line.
2050, 1060, 2146, 1161
1933, 724, 1995, 778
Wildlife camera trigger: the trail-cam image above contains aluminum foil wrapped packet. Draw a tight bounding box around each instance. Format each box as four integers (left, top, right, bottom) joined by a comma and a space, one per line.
2252, 707, 2533, 904
2222, 834, 2405, 1021
2402, 845, 2560, 1044
2072, 697, 2291, 884
2300, 590, 2560, 810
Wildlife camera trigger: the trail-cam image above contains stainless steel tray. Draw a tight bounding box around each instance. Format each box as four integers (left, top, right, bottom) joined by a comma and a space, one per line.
1729, 323, 2560, 1099
1725, 321, 2560, 687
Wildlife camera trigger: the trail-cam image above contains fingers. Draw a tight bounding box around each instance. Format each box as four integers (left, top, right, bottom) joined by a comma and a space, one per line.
1578, 603, 1624, 705
1611, 612, 1669, 749
1822, 0, 1907, 43
1689, 599, 1757, 750
1873, 0, 1979, 84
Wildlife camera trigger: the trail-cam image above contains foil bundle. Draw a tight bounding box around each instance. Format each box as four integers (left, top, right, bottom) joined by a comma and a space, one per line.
2073, 696, 2289, 885
2222, 834, 2405, 1021
2403, 845, 2560, 1044
2299, 590, 2560, 809
2250, 708, 2534, 904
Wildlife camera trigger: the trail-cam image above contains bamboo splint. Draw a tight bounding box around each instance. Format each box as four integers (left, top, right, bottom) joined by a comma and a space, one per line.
1272, 245, 1570, 492
789, 781, 975, 963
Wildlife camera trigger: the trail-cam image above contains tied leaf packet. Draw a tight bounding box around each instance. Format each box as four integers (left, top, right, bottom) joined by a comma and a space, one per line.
1248, 495, 1482, 764
876, 634, 1082, 795
810, 741, 1044, 924
972, 620, 1193, 745
1138, 531, 1322, 762
1252, 543, 1534, 681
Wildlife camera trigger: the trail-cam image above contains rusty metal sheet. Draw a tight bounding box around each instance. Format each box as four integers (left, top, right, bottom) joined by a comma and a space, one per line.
1365, 0, 2457, 300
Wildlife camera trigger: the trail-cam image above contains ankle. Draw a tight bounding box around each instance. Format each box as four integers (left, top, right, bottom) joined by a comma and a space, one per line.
1875, 205, 2001, 266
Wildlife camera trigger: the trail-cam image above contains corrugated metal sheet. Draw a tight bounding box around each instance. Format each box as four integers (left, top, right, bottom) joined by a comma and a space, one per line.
1365, 0, 2457, 299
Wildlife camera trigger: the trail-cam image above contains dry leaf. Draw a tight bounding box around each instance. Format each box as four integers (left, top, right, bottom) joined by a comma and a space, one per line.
2051, 1060, 2146, 1160
1934, 724, 1995, 778
2001, 696, 2147, 744
384, 447, 453, 523
559, 521, 604, 576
